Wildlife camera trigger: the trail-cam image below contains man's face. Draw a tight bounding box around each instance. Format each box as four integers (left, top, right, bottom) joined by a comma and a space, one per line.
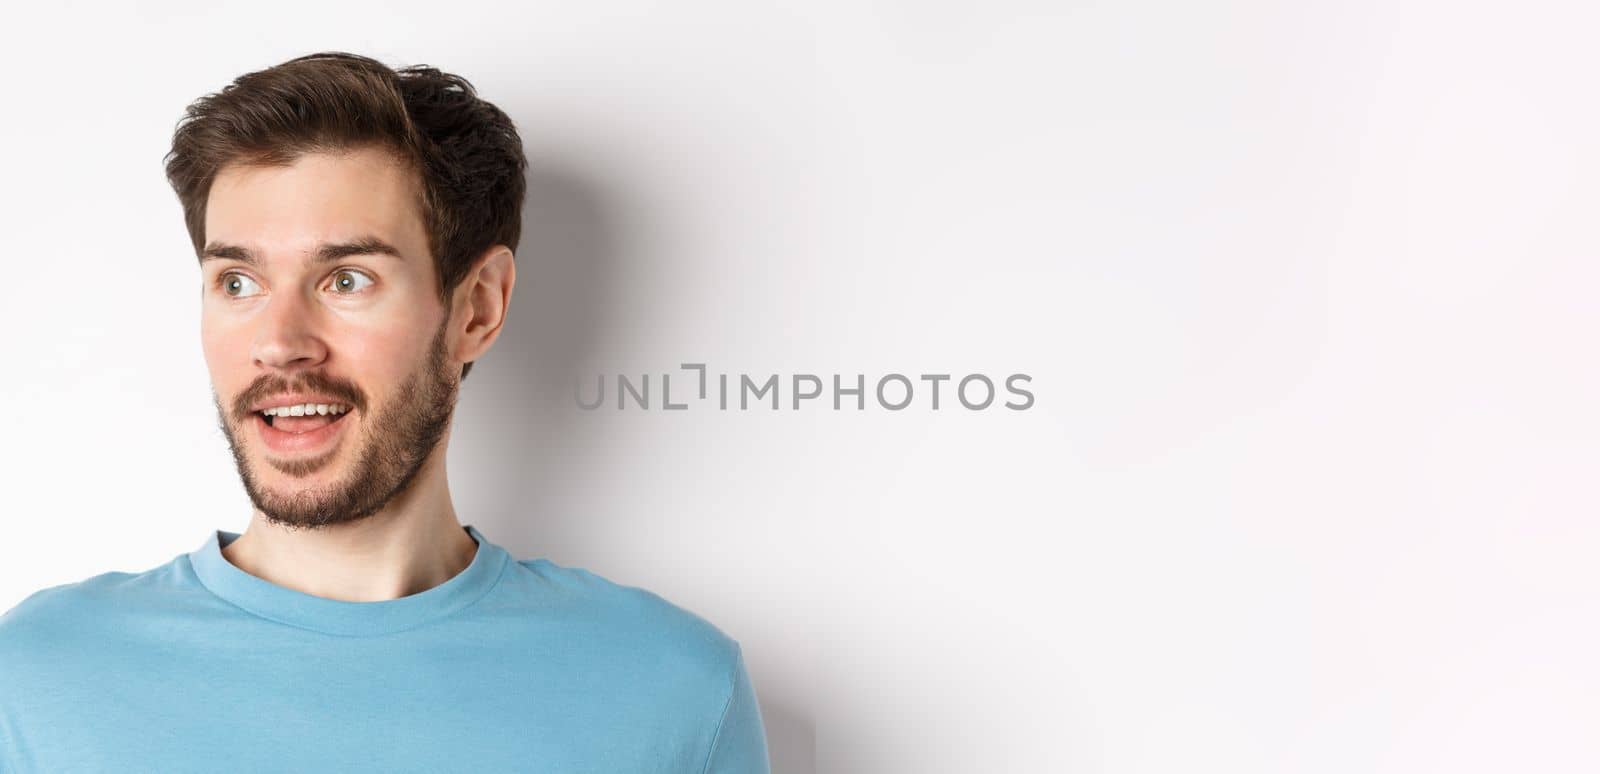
200, 146, 460, 531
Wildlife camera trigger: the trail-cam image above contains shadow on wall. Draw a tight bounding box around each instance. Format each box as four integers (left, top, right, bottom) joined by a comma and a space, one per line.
761, 694, 817, 774
452, 155, 816, 774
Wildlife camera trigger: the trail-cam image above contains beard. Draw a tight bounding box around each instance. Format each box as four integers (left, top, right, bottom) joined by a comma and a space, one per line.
212, 318, 458, 532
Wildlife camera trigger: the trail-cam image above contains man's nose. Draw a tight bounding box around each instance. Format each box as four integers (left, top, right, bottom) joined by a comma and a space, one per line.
250, 289, 328, 371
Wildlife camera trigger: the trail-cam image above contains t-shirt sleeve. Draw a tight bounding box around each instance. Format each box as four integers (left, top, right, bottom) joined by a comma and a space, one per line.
701, 645, 771, 774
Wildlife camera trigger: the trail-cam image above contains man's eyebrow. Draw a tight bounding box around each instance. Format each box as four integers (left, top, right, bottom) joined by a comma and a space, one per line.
199, 237, 406, 265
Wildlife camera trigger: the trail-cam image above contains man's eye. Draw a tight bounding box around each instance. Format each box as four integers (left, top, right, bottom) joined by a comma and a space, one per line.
219, 272, 262, 298
329, 269, 375, 294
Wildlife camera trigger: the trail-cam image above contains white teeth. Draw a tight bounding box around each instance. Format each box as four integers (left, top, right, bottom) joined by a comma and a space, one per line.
262, 402, 349, 417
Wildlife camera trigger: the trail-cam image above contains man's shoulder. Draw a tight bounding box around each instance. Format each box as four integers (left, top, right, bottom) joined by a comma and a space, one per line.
502, 557, 745, 682
1, 571, 138, 630
0, 557, 192, 650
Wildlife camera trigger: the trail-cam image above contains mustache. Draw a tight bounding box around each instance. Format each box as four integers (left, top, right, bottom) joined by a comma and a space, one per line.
231, 372, 368, 422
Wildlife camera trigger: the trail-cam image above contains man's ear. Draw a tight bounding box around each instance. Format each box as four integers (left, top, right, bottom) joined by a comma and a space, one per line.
450, 245, 516, 367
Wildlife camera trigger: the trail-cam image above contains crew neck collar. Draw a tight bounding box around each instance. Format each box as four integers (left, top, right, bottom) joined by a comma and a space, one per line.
188, 523, 511, 636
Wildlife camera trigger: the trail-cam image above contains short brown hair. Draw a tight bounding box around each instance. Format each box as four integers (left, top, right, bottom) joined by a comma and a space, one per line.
164, 51, 528, 380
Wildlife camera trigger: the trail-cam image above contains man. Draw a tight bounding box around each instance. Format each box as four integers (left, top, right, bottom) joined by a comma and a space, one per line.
0, 52, 769, 773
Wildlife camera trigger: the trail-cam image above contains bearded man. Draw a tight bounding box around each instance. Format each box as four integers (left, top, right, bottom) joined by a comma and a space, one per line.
0, 51, 769, 774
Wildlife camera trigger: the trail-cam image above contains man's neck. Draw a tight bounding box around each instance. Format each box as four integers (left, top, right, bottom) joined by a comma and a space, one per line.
220, 457, 479, 603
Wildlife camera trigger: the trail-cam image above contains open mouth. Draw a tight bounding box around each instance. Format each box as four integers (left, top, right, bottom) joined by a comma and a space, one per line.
254, 403, 354, 454
259, 403, 351, 431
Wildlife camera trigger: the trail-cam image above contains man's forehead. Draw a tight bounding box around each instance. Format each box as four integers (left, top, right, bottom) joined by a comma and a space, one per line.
204, 147, 427, 258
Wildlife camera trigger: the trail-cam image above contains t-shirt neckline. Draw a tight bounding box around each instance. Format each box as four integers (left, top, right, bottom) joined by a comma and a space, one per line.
187, 523, 511, 636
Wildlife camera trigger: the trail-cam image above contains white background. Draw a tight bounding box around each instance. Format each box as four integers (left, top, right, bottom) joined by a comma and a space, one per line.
3, 1, 1598, 772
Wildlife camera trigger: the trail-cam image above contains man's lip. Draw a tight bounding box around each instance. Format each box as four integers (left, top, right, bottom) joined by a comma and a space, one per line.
254, 407, 352, 454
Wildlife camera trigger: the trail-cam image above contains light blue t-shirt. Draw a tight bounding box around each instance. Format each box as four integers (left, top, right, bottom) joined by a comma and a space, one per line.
0, 525, 769, 773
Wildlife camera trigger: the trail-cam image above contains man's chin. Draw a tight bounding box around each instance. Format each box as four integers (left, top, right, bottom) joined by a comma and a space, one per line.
243, 475, 371, 531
